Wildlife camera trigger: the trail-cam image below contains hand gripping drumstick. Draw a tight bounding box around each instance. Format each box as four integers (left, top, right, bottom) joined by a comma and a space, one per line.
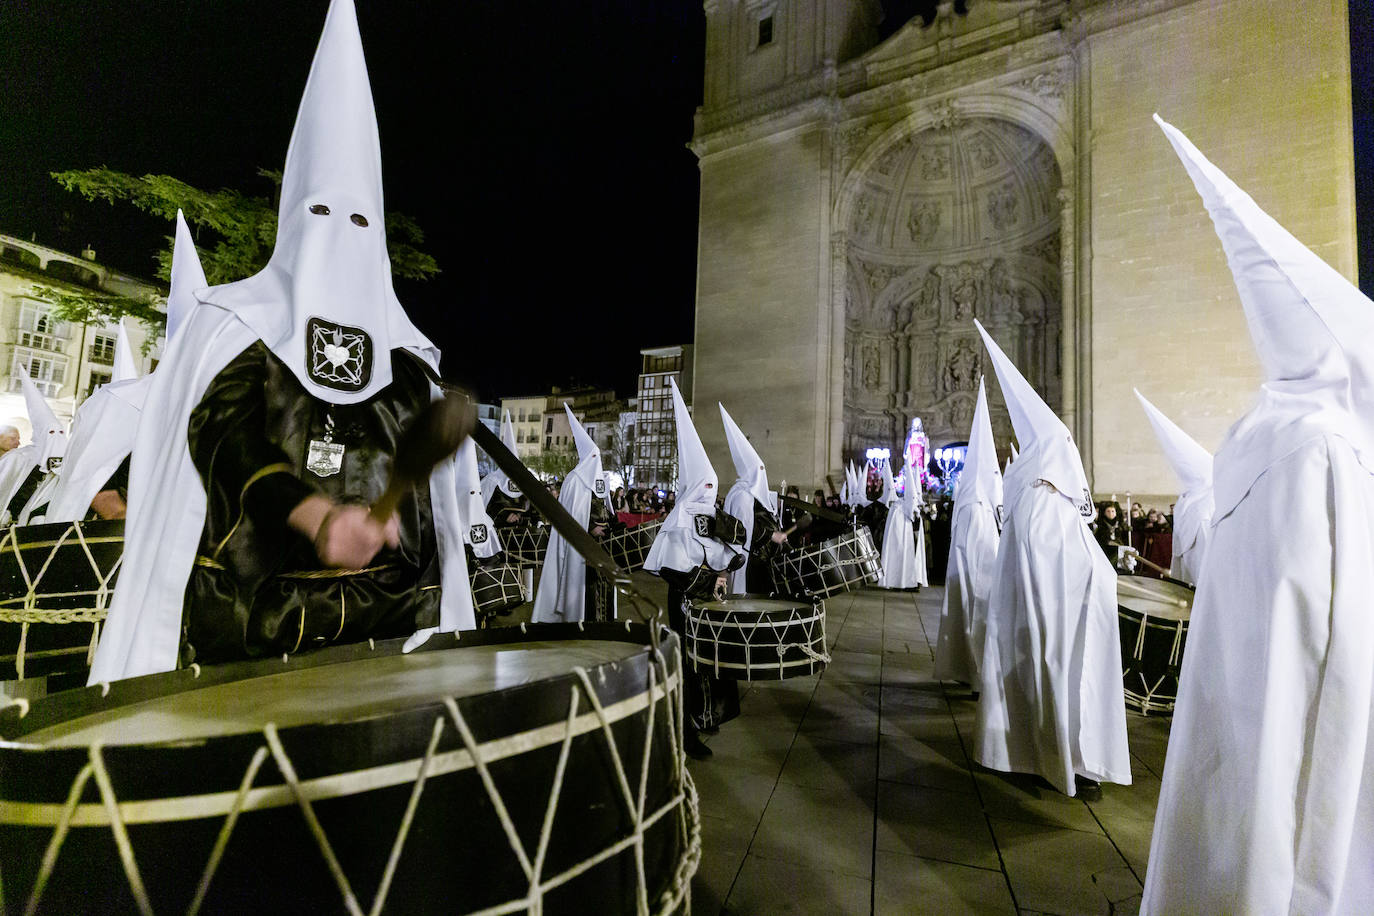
370, 390, 478, 523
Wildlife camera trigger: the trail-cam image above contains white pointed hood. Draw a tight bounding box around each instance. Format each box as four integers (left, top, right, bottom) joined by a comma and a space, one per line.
166, 209, 205, 345
1134, 389, 1213, 494
18, 368, 66, 467
198, 0, 436, 404
663, 378, 715, 528
852, 460, 873, 507
720, 402, 777, 516
456, 437, 501, 559
1154, 114, 1374, 516
975, 320, 1091, 517
902, 462, 922, 516
564, 404, 607, 507
1010, 441, 1019, 462
880, 461, 899, 508
480, 409, 523, 503
955, 377, 1004, 514
110, 320, 139, 383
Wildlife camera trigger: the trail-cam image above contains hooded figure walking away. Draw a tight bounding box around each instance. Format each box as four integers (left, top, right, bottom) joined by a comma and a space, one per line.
90, 0, 475, 682
972, 320, 1129, 799
1133, 390, 1214, 585
720, 403, 785, 594
531, 405, 612, 624
646, 378, 745, 759
877, 461, 924, 588
935, 377, 1002, 689
49, 211, 203, 524
1141, 117, 1374, 915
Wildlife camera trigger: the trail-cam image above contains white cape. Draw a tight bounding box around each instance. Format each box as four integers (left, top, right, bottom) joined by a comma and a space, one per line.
974, 481, 1130, 795
530, 475, 592, 623
934, 499, 1000, 687
1142, 437, 1374, 914
89, 304, 474, 684
45, 380, 149, 523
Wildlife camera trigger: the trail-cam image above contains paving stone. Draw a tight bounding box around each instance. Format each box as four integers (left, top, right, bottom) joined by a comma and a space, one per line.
991, 817, 1137, 915
689, 758, 780, 822
875, 782, 1001, 870
1096, 813, 1153, 878
973, 770, 1105, 834
749, 782, 876, 879
878, 733, 976, 794
693, 813, 754, 916
723, 855, 871, 916
873, 851, 1016, 916
1085, 771, 1160, 824
779, 734, 878, 793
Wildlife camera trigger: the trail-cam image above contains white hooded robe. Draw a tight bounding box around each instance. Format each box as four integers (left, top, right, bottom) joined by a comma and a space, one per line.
935, 377, 1002, 687
972, 321, 1130, 796
1134, 389, 1214, 585
720, 402, 778, 594
1141, 116, 1374, 915
878, 462, 921, 588
530, 405, 602, 623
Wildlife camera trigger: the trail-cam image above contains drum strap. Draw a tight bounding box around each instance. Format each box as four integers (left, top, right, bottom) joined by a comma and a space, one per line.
194, 555, 394, 580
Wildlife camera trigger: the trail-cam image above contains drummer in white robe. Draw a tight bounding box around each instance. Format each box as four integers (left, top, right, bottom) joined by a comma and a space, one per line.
934, 377, 1002, 689
531, 405, 612, 624
877, 461, 924, 589
1142, 116, 1374, 915
1133, 389, 1213, 585
90, 0, 473, 682
972, 320, 1130, 799
720, 402, 784, 594
646, 378, 745, 758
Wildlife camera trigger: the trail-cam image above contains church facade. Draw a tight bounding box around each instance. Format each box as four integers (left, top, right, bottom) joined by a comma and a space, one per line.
690, 0, 1356, 498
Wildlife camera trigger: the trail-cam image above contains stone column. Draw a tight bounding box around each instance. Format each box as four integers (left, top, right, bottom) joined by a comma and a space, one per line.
1057, 186, 1076, 435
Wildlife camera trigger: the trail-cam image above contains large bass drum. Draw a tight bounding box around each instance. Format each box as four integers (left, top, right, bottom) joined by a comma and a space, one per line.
685, 595, 829, 681
0, 519, 124, 682
503, 525, 549, 567
468, 556, 527, 625
769, 528, 880, 599
0, 623, 699, 915
1117, 575, 1195, 715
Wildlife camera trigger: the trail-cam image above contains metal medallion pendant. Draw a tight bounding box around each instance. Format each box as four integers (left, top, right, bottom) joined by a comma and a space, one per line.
306, 439, 346, 478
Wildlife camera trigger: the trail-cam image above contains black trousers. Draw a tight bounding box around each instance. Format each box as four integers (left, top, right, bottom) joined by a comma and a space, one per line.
666, 581, 740, 731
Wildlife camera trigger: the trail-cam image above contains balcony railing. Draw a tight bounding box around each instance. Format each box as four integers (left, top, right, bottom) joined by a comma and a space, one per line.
88, 345, 114, 364
18, 332, 65, 354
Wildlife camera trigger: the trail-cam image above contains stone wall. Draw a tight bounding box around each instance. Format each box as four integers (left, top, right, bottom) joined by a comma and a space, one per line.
1083, 0, 1355, 495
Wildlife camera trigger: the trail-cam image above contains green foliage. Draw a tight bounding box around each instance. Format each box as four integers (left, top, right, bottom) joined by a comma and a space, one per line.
526, 449, 580, 482
36, 167, 442, 335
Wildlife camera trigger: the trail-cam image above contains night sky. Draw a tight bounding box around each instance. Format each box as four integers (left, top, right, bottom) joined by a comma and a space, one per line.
1, 2, 1370, 402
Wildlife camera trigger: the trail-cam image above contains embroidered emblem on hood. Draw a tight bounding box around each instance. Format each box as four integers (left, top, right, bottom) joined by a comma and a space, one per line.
307, 317, 372, 392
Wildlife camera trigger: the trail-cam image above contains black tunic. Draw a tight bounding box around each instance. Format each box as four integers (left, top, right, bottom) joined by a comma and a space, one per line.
743, 499, 783, 594
182, 341, 441, 664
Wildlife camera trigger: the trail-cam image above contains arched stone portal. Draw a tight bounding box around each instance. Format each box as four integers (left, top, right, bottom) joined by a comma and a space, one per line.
842, 116, 1062, 461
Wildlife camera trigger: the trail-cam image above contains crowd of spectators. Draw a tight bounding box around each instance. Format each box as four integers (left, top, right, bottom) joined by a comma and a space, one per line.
1092, 500, 1174, 576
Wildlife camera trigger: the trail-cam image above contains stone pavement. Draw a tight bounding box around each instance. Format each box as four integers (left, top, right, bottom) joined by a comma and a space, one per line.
687, 586, 1171, 916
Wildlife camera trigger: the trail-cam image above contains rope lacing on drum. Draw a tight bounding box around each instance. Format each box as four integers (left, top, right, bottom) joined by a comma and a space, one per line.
0, 523, 120, 680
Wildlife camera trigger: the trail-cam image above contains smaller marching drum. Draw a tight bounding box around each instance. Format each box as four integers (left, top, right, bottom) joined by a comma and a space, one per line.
1117, 575, 1195, 715
0, 519, 125, 682
0, 622, 699, 915
502, 524, 549, 567
684, 595, 829, 680
770, 528, 880, 600
468, 556, 527, 625
602, 519, 664, 573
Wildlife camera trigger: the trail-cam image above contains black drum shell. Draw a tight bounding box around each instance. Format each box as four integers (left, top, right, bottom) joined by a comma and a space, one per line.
1117, 576, 1194, 715
468, 556, 526, 621
0, 519, 124, 681
503, 526, 549, 567
685, 595, 827, 681
0, 624, 692, 915
603, 520, 663, 573
769, 528, 880, 600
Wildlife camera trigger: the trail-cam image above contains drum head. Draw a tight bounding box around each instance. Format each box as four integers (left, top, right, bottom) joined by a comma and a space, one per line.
1117, 575, 1194, 620
24, 638, 643, 747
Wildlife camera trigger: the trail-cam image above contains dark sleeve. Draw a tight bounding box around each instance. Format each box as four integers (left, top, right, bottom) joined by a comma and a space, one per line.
187, 342, 316, 536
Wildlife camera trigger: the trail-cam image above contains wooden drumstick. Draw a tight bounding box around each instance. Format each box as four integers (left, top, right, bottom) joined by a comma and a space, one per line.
370, 390, 477, 523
